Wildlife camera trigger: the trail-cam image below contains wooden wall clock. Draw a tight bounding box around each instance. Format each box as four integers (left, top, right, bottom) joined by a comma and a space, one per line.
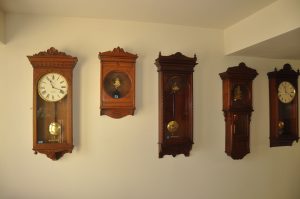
155, 52, 197, 158
219, 62, 258, 160
267, 64, 299, 147
28, 47, 78, 160
99, 47, 138, 119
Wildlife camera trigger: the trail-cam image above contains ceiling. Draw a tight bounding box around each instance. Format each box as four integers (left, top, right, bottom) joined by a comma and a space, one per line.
0, 0, 276, 29
231, 27, 300, 60
1, 0, 299, 60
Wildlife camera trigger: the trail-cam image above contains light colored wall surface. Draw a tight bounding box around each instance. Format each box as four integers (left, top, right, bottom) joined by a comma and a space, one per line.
1, 14, 300, 199
224, 0, 300, 55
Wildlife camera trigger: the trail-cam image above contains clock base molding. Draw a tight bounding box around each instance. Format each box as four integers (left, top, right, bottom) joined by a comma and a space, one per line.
159, 141, 193, 158
100, 108, 135, 119
33, 144, 73, 160
225, 147, 249, 160
270, 136, 299, 147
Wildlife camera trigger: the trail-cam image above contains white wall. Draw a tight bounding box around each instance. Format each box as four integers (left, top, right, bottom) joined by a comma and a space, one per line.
1, 14, 300, 199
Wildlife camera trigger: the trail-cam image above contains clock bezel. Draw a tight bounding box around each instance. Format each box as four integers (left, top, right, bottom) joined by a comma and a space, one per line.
37, 72, 69, 102
277, 81, 296, 104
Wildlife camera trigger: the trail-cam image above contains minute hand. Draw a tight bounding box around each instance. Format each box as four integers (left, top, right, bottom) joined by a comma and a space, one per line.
52, 86, 65, 93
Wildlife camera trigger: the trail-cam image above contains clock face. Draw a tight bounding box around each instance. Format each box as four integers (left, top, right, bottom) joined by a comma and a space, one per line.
38, 73, 68, 102
278, 81, 296, 103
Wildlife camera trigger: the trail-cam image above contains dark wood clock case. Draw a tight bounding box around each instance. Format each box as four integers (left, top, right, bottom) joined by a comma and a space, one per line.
28, 47, 77, 160
155, 52, 197, 158
219, 62, 258, 160
268, 64, 299, 147
99, 47, 138, 119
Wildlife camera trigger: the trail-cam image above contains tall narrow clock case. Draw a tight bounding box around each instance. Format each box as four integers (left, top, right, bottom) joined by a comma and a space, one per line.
268, 64, 299, 147
99, 47, 138, 119
28, 47, 77, 160
219, 63, 258, 159
155, 52, 197, 158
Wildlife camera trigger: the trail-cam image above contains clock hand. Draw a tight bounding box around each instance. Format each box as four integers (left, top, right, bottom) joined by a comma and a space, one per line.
284, 85, 287, 93
52, 86, 65, 93
47, 78, 56, 89
48, 79, 63, 92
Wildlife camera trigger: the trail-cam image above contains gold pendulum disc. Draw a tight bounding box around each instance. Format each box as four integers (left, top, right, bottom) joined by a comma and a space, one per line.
49, 122, 62, 136
278, 121, 285, 129
167, 120, 179, 133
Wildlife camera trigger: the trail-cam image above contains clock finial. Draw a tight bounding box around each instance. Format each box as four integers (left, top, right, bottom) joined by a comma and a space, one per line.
283, 63, 291, 70
239, 62, 246, 67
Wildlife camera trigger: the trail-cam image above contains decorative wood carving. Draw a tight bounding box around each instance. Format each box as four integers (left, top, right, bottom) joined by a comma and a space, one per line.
219, 62, 258, 160
155, 52, 197, 158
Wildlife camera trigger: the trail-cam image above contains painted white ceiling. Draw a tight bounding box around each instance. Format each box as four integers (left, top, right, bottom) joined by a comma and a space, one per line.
0, 0, 276, 29
231, 28, 300, 60
1, 0, 299, 60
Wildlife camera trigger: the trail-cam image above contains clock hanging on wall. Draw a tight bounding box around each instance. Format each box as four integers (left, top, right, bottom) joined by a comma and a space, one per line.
267, 64, 299, 147
28, 47, 78, 160
155, 52, 197, 158
99, 47, 138, 119
219, 62, 258, 160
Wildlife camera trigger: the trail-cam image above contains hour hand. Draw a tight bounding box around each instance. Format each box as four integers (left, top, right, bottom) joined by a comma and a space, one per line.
47, 78, 55, 88
52, 86, 65, 94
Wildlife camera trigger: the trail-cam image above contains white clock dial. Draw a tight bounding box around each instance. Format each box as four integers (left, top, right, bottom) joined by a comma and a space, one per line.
278, 81, 296, 103
38, 73, 68, 102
